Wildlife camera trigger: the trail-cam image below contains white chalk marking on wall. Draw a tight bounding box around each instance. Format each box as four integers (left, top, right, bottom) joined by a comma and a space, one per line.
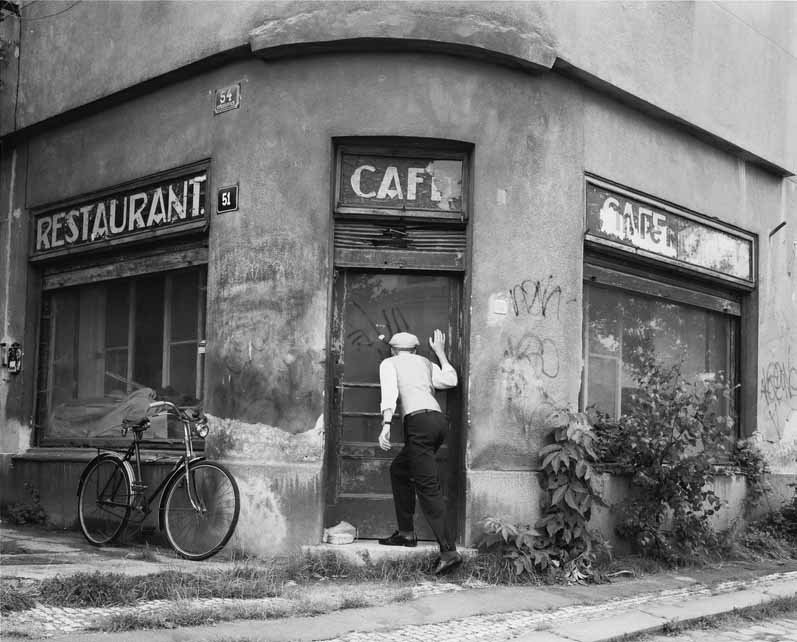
3, 149, 17, 343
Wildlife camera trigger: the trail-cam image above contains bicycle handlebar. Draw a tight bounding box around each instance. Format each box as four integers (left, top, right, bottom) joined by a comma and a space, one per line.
147, 400, 205, 422
120, 400, 208, 438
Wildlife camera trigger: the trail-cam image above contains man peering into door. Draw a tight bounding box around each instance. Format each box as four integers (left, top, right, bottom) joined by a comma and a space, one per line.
377, 329, 462, 574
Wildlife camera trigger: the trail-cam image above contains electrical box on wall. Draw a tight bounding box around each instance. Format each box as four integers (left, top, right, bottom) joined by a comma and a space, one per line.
1, 342, 23, 374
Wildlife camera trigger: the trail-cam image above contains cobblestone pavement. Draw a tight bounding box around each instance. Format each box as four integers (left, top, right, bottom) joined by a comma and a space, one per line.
639, 614, 797, 641
318, 572, 797, 642
0, 578, 480, 638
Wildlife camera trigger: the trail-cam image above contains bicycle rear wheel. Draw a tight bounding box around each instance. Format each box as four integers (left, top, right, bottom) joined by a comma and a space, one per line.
161, 460, 240, 560
78, 455, 132, 545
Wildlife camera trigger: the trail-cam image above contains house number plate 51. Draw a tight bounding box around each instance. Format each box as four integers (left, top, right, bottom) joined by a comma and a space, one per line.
214, 83, 240, 114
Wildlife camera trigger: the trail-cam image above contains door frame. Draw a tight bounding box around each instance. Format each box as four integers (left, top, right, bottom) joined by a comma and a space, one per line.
324, 137, 473, 543
324, 267, 466, 540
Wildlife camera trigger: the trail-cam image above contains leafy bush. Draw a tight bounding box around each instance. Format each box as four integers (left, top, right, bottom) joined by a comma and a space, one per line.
592, 351, 735, 565
478, 410, 605, 583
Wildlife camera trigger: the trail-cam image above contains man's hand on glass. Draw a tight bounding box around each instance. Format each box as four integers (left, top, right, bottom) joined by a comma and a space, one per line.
429, 329, 446, 354
379, 424, 392, 451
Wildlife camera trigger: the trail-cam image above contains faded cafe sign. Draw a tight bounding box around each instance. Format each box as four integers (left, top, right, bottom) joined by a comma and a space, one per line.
586, 182, 753, 282
339, 153, 463, 214
33, 171, 207, 256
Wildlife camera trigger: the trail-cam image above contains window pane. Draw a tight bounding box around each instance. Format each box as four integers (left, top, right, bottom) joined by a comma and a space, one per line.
39, 267, 207, 442
169, 343, 197, 402
133, 276, 164, 389
51, 290, 80, 407
104, 349, 129, 395
171, 270, 199, 341
585, 283, 735, 420
105, 286, 130, 347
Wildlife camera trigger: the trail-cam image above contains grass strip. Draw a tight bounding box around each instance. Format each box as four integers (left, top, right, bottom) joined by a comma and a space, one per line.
0, 584, 37, 614
627, 595, 797, 641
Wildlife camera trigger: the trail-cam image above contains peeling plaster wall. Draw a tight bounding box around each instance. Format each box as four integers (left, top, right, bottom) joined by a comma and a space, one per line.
757, 177, 797, 474
6, 3, 795, 174
0, 141, 33, 510
467, 75, 584, 471
2, 1, 795, 547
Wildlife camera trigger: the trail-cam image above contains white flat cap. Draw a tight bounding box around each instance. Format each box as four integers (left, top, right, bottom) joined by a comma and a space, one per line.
388, 332, 420, 349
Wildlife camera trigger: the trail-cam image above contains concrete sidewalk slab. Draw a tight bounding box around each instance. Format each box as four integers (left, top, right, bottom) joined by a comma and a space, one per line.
545, 610, 669, 642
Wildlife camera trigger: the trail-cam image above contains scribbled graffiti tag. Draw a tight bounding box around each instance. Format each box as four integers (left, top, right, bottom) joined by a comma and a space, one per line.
760, 348, 797, 437
504, 333, 560, 379
347, 302, 410, 347
509, 276, 562, 319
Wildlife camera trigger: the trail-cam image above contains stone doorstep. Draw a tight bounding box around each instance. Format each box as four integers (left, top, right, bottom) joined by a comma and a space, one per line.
302, 540, 478, 565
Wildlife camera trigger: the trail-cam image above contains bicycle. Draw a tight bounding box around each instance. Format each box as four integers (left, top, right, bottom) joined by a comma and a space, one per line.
77, 400, 240, 560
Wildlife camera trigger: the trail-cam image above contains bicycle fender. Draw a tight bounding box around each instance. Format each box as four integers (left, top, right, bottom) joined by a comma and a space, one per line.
156, 456, 207, 531
77, 453, 135, 496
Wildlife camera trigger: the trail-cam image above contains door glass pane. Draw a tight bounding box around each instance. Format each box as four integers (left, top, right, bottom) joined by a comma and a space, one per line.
341, 273, 452, 383
585, 283, 735, 420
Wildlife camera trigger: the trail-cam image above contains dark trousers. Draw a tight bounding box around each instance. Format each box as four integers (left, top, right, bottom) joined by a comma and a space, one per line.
390, 410, 456, 553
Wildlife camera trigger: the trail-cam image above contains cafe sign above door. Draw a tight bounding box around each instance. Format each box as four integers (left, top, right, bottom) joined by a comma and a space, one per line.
32, 169, 207, 259
336, 150, 465, 219
585, 177, 754, 285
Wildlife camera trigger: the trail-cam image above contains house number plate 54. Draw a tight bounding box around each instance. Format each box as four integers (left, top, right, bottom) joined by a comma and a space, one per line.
214, 83, 240, 114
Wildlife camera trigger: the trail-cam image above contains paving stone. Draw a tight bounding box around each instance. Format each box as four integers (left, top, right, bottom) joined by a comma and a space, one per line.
548, 610, 667, 642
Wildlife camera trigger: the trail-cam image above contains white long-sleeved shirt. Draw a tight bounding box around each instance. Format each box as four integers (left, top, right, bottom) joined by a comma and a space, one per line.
379, 352, 457, 417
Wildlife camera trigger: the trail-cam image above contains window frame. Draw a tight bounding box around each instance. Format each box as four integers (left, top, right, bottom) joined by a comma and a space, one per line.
581, 258, 742, 428
35, 262, 208, 449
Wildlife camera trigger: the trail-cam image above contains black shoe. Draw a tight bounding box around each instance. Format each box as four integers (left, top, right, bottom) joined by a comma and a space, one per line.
433, 551, 462, 575
378, 531, 417, 547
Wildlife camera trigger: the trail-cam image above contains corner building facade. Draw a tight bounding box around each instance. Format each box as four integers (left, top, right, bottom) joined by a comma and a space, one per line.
1, 1, 796, 553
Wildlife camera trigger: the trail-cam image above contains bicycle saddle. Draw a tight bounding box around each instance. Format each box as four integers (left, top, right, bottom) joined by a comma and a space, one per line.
122, 417, 150, 433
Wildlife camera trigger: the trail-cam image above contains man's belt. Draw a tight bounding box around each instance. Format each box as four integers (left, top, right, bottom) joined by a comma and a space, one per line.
404, 409, 440, 418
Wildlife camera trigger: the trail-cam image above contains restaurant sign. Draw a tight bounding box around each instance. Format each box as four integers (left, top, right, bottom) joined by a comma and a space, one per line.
586, 181, 753, 282
33, 171, 207, 257
338, 153, 464, 216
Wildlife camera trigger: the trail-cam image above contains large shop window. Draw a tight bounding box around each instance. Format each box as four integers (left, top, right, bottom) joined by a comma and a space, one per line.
581, 177, 755, 433
36, 267, 206, 443
583, 270, 739, 421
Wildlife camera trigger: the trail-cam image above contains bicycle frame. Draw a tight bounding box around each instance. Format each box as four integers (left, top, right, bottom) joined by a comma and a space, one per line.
90, 400, 208, 523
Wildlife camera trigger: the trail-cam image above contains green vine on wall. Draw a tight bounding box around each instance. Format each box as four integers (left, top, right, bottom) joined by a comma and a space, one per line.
478, 410, 605, 583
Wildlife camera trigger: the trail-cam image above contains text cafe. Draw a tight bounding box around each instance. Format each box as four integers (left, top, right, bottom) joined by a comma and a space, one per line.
30, 164, 210, 443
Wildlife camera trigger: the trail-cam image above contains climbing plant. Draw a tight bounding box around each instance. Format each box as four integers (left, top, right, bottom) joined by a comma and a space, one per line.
478, 409, 605, 583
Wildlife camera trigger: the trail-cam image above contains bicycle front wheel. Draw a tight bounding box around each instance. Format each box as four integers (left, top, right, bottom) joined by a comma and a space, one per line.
78, 455, 132, 545
161, 460, 240, 560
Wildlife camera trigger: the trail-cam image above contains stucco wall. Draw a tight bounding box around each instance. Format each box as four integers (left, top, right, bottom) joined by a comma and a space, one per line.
1, 10, 795, 549
757, 176, 797, 472
3, 1, 795, 174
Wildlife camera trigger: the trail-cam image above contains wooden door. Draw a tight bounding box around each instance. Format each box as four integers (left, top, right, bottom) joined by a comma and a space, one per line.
326, 270, 462, 541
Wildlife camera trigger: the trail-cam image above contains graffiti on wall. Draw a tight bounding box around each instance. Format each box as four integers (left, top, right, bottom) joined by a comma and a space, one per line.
496, 333, 559, 436
509, 275, 562, 319
760, 347, 797, 439
347, 302, 409, 348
